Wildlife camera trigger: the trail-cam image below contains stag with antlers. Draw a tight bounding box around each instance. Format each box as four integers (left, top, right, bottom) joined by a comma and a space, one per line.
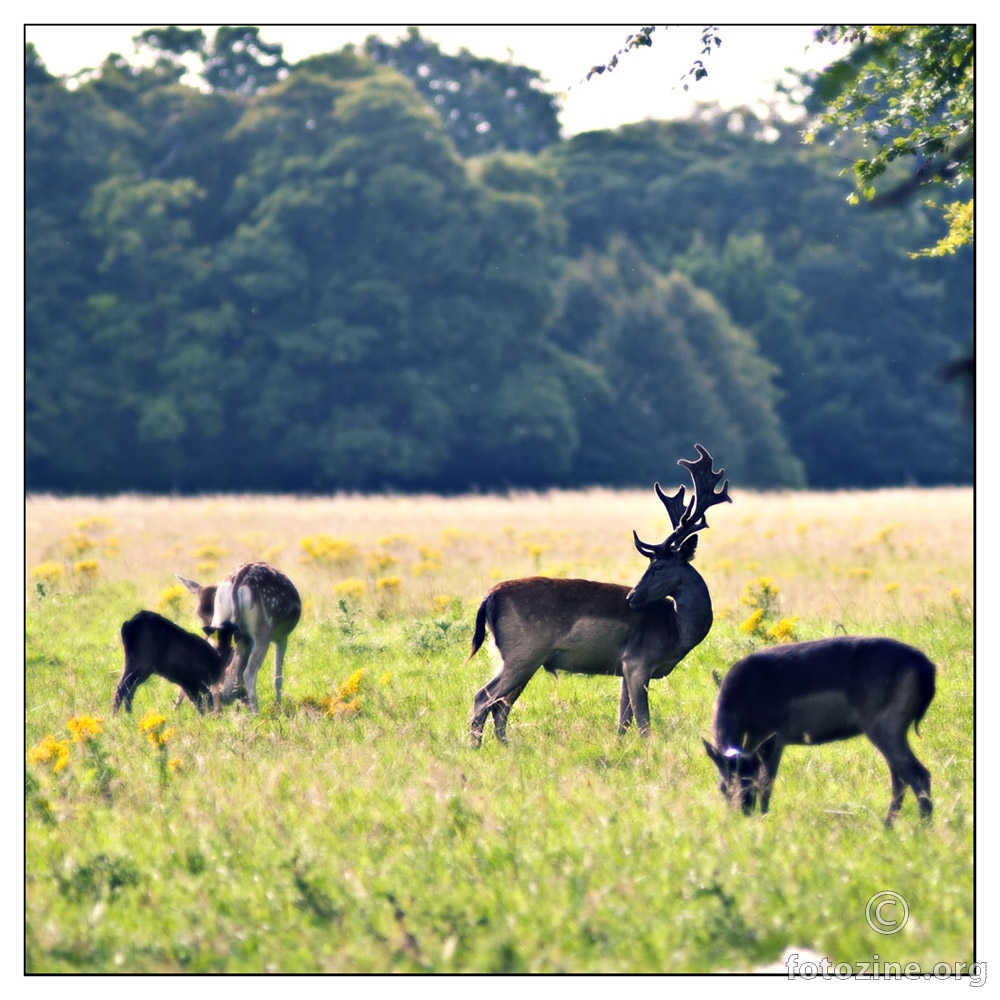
467, 444, 732, 744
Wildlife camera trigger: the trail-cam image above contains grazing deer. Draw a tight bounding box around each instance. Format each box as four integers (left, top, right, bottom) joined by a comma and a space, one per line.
468, 444, 732, 745
703, 636, 936, 825
113, 610, 236, 714
177, 562, 301, 713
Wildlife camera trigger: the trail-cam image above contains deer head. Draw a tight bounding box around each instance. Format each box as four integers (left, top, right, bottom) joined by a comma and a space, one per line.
703, 736, 777, 815
626, 444, 731, 610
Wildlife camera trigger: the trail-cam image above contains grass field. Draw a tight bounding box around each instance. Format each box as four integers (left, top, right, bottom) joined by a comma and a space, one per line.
25, 487, 973, 973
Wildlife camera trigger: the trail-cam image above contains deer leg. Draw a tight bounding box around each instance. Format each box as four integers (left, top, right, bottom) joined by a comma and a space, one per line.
884, 769, 908, 826
867, 725, 932, 824
218, 637, 250, 707
891, 741, 933, 820
491, 683, 527, 744
240, 635, 272, 714
273, 637, 287, 705
112, 672, 142, 714
889, 756, 932, 823
471, 675, 504, 746
756, 744, 784, 815
471, 668, 537, 746
622, 664, 652, 736
617, 678, 634, 735
914, 767, 932, 821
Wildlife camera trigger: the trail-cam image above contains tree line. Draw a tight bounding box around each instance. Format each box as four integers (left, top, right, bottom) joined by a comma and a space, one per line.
25, 27, 973, 494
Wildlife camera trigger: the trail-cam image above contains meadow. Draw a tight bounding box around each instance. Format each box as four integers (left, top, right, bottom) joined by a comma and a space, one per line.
25, 487, 973, 973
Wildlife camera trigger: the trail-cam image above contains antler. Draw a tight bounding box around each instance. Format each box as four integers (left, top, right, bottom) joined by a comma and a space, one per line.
633, 444, 732, 556
668, 444, 731, 546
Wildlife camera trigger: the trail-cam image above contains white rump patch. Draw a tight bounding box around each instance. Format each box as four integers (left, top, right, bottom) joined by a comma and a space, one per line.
211, 580, 237, 629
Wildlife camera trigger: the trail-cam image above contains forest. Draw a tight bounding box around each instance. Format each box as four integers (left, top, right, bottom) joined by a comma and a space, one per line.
25, 27, 974, 494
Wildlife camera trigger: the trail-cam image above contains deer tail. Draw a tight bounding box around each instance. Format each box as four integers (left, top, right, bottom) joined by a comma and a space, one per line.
465, 596, 491, 664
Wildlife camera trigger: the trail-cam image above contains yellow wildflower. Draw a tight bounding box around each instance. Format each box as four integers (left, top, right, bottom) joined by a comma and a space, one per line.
67, 715, 103, 743
63, 533, 95, 558
157, 584, 188, 617
367, 549, 399, 574
139, 710, 172, 745
75, 515, 114, 533
27, 734, 71, 773
31, 562, 65, 585
739, 609, 766, 636
740, 576, 778, 605
139, 710, 166, 733
300, 535, 359, 567
192, 543, 227, 560
337, 669, 365, 700
766, 617, 800, 644
376, 576, 401, 594
333, 578, 367, 600
73, 559, 99, 580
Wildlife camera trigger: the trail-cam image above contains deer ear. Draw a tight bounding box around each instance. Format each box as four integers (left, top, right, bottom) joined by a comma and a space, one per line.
679, 535, 698, 561
702, 738, 724, 767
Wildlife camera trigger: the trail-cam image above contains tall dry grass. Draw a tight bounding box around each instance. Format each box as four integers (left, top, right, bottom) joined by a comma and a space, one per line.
26, 486, 972, 628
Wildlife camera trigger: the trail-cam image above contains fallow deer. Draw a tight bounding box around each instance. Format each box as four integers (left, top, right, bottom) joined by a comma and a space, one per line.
468, 444, 732, 745
113, 610, 236, 714
177, 562, 301, 713
703, 636, 936, 825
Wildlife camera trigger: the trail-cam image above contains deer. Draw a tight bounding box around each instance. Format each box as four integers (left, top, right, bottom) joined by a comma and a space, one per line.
467, 444, 732, 746
702, 636, 936, 825
176, 562, 301, 713
113, 610, 236, 714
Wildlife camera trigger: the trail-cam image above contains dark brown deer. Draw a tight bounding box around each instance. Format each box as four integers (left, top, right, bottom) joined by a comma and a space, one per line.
468, 444, 732, 745
113, 611, 236, 714
703, 636, 935, 825
177, 562, 301, 713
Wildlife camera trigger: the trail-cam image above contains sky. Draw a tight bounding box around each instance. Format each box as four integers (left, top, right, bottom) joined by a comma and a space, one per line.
25, 23, 837, 135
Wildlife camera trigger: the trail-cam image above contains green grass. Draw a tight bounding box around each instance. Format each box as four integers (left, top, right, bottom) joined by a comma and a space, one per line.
25, 490, 973, 972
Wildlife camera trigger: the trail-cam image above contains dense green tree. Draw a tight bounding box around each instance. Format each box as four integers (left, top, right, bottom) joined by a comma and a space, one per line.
543, 115, 971, 486
362, 27, 562, 156
807, 25, 974, 256
550, 239, 804, 488
25, 48, 148, 491
24, 33, 972, 494
208, 65, 576, 490
202, 26, 288, 94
